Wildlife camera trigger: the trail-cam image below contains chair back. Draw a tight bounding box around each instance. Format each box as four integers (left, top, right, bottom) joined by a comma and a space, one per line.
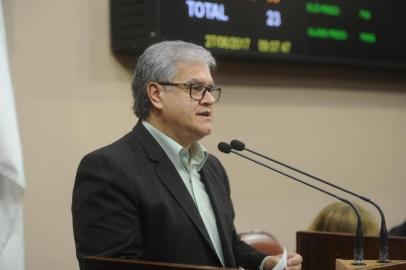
240, 230, 283, 255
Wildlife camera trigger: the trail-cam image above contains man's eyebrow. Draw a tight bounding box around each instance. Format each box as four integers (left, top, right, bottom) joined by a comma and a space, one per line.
186, 79, 214, 86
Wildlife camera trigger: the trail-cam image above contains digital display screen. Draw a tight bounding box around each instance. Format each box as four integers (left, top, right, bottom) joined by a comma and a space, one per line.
111, 0, 406, 70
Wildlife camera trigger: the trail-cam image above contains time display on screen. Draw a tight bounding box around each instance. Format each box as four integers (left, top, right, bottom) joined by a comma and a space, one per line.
111, 0, 406, 70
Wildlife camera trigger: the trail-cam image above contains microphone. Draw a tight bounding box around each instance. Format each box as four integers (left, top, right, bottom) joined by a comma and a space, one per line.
230, 139, 390, 263
218, 142, 365, 265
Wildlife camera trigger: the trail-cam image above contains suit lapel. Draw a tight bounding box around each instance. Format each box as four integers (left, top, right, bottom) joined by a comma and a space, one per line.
131, 121, 218, 259
200, 167, 236, 267
155, 160, 218, 254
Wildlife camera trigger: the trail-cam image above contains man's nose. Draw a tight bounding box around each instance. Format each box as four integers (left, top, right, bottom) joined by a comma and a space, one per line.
200, 90, 216, 105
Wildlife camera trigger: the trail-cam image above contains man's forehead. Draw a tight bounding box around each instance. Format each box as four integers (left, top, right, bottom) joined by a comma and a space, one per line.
174, 61, 213, 81
175, 60, 209, 70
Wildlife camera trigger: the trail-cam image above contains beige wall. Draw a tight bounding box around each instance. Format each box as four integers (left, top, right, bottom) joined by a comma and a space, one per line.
4, 1, 406, 270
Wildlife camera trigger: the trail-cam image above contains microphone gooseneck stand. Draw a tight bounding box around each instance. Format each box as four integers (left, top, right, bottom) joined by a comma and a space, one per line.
218, 142, 365, 265
229, 139, 390, 263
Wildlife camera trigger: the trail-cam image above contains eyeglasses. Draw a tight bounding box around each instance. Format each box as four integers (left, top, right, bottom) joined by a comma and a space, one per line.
157, 82, 221, 103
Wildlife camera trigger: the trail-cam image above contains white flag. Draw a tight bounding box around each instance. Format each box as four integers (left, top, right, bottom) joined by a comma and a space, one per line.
0, 1, 26, 269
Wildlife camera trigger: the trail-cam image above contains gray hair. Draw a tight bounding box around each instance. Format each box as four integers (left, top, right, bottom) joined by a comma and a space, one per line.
131, 40, 216, 119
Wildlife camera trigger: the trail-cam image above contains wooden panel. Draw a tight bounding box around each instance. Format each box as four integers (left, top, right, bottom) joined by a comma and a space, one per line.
296, 231, 406, 270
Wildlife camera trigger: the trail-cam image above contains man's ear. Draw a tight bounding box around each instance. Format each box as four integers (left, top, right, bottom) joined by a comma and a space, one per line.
146, 82, 164, 110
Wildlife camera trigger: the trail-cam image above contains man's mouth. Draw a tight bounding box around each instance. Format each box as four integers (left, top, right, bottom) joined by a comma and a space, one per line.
196, 111, 211, 117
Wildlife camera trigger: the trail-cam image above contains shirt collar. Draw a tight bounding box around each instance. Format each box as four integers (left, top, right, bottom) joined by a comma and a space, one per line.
142, 120, 208, 171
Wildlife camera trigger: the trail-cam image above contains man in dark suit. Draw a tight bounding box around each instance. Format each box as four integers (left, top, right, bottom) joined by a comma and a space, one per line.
389, 220, 406, 237
72, 41, 302, 270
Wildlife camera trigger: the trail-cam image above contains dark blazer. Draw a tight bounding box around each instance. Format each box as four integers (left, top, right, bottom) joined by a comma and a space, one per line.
72, 121, 266, 269
389, 220, 406, 237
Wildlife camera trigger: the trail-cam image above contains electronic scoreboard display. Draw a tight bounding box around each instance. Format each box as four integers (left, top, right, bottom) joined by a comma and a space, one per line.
110, 0, 406, 70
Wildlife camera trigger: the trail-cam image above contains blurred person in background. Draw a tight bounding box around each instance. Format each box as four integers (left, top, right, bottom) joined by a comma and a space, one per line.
309, 201, 379, 235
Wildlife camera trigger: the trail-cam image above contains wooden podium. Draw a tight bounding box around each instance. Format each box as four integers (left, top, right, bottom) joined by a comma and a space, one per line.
83, 256, 237, 270
83, 255, 406, 270
336, 259, 406, 270
82, 231, 406, 270
296, 231, 406, 270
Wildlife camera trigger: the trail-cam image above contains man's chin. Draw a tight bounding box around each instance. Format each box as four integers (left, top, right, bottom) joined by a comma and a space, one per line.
196, 126, 212, 140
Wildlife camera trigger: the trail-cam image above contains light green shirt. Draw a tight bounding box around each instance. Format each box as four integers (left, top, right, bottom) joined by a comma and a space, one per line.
142, 121, 225, 266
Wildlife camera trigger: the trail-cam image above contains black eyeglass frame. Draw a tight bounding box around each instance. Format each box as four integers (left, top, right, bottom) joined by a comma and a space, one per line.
156, 82, 222, 103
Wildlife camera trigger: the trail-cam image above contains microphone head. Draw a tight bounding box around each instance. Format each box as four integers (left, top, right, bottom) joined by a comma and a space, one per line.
218, 142, 232, 153
230, 139, 245, 151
